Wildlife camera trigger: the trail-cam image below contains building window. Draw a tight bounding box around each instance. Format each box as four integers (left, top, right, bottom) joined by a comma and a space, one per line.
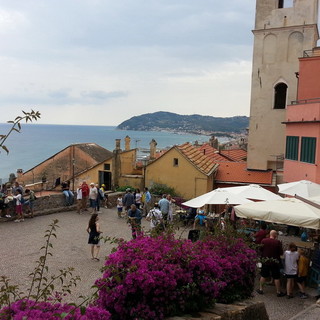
285, 136, 299, 160
278, 0, 293, 8
300, 137, 316, 164
104, 163, 110, 170
274, 83, 287, 109
173, 158, 179, 166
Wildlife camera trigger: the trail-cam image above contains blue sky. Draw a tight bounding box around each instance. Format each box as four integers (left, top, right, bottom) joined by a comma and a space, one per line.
0, 0, 255, 125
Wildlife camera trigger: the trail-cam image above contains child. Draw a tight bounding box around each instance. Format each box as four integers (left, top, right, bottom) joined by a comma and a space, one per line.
284, 242, 299, 299
193, 207, 207, 229
24, 189, 36, 218
13, 189, 24, 222
296, 249, 310, 299
117, 196, 123, 218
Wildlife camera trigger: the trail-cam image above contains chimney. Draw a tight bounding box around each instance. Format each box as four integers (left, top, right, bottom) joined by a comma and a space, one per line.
125, 135, 131, 151
209, 135, 219, 149
115, 139, 121, 151
149, 139, 157, 160
16, 169, 23, 179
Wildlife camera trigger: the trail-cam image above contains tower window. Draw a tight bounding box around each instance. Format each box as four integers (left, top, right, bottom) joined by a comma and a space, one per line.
274, 83, 287, 109
278, 0, 293, 8
173, 158, 179, 166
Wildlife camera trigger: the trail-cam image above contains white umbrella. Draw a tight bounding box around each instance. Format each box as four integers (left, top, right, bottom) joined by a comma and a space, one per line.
222, 184, 282, 201
235, 198, 320, 230
278, 180, 320, 198
182, 188, 252, 208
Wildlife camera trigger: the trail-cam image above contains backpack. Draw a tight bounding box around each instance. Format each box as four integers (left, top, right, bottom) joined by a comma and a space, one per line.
99, 189, 105, 200
20, 196, 25, 204
30, 191, 37, 201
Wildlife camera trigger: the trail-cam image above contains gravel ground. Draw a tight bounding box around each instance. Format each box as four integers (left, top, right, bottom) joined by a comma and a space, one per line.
0, 208, 318, 319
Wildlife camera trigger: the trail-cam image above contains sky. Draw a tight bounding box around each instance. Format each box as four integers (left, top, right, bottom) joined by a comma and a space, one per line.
0, 0, 255, 126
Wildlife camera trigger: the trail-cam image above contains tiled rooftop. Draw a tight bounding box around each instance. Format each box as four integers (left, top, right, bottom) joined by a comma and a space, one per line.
177, 143, 218, 176
215, 162, 273, 185
220, 148, 247, 162
196, 143, 230, 162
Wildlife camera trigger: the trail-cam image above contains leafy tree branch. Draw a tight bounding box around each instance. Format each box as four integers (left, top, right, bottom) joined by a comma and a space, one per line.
0, 110, 41, 154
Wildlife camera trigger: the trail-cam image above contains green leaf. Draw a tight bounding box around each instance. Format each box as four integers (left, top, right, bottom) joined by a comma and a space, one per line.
80, 306, 86, 315
1, 145, 9, 154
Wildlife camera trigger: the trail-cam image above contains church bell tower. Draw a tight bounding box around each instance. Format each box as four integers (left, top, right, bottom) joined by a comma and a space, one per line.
247, 0, 319, 171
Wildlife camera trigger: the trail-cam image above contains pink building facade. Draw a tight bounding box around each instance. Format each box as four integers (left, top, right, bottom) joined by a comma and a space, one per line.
283, 48, 320, 183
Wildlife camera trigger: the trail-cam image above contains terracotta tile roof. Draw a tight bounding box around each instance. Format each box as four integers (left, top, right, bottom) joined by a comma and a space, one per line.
75, 143, 113, 162
220, 148, 247, 162
196, 143, 230, 162
176, 143, 218, 176
215, 162, 273, 185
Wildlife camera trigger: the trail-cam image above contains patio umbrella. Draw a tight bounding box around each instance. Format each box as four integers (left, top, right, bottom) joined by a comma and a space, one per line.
277, 180, 320, 198
235, 198, 320, 230
222, 184, 282, 201
182, 188, 253, 208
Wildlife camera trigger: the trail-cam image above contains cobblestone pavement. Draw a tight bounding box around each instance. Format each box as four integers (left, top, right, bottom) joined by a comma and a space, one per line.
0, 209, 318, 319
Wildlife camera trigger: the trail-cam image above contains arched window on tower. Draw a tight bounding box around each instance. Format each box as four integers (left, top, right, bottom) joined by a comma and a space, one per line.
274, 83, 288, 109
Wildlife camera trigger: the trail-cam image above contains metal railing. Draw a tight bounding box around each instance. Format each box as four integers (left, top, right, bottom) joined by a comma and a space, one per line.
303, 49, 320, 58
291, 97, 320, 105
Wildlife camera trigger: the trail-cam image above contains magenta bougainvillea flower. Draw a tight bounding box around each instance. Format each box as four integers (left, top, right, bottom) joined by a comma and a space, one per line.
0, 299, 111, 320
0, 235, 256, 320
95, 234, 257, 320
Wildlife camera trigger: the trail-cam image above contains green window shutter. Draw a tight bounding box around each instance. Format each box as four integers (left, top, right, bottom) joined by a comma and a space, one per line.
300, 137, 316, 164
285, 136, 299, 160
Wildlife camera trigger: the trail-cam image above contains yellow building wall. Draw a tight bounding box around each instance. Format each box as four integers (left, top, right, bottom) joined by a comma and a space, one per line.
145, 148, 210, 200
75, 159, 112, 189
120, 149, 138, 175
119, 176, 144, 191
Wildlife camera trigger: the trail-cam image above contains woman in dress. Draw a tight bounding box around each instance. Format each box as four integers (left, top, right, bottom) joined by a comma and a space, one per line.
86, 213, 102, 261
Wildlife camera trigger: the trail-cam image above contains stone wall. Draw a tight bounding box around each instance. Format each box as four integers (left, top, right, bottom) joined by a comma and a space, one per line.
5, 192, 125, 217
166, 300, 269, 320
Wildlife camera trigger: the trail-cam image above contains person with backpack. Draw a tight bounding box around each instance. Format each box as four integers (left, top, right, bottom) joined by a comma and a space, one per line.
95, 184, 105, 213
24, 189, 36, 218
146, 203, 163, 232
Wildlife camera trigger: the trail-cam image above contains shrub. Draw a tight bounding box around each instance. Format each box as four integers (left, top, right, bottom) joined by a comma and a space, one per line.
149, 183, 177, 197
115, 186, 134, 192
0, 299, 111, 320
95, 234, 256, 320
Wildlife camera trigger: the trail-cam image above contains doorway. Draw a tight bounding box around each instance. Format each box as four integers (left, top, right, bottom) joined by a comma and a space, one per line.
99, 171, 112, 190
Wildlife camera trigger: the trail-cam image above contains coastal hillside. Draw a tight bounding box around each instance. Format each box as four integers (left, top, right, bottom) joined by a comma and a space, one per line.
117, 111, 249, 134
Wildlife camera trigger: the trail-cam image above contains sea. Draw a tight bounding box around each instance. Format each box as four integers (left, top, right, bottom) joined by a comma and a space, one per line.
0, 123, 229, 183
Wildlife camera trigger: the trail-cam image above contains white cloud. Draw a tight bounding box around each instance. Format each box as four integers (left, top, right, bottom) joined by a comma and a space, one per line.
0, 0, 256, 125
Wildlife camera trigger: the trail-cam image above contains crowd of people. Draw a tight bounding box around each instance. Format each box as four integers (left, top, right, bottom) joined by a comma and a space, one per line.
255, 225, 310, 299
1, 181, 316, 300
0, 182, 36, 222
